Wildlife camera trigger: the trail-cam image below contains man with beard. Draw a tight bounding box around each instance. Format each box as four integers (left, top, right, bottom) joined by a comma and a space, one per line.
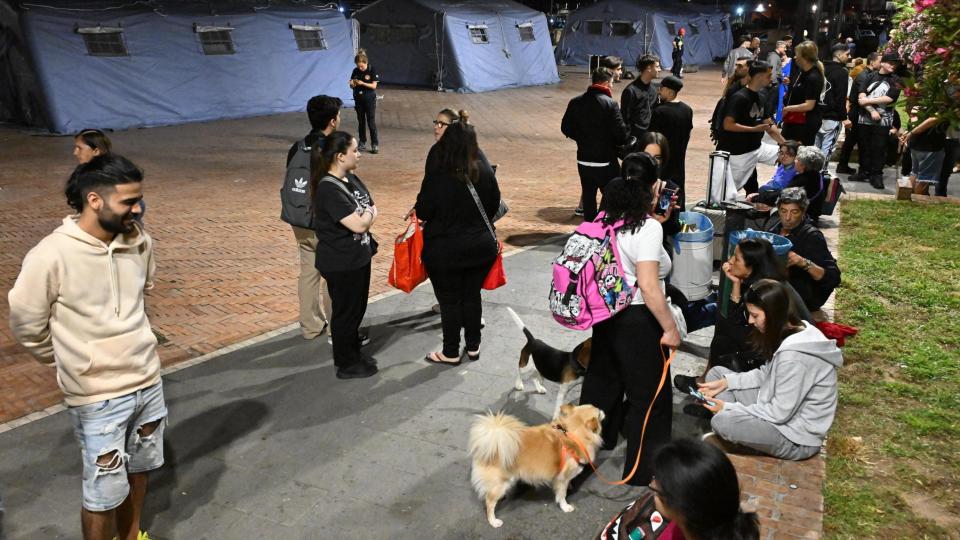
9, 154, 166, 540
561, 67, 630, 221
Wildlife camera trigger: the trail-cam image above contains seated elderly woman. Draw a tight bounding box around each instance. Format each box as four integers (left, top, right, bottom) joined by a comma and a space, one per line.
766, 187, 841, 313
750, 145, 826, 222
699, 279, 842, 460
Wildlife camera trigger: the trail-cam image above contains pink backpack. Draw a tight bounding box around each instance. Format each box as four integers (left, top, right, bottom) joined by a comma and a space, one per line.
549, 212, 635, 330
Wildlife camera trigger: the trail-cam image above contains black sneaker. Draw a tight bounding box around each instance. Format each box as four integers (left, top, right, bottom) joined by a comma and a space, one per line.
358, 143, 367, 152
574, 207, 585, 217
336, 362, 378, 379
370, 145, 379, 154
359, 333, 370, 347
836, 164, 857, 175
869, 177, 885, 190
848, 173, 864, 182
673, 374, 700, 393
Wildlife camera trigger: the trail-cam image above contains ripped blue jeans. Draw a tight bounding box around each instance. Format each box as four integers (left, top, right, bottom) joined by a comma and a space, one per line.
68, 382, 167, 512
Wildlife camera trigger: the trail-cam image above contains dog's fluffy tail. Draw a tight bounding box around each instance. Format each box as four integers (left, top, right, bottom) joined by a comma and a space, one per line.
468, 411, 524, 469
505, 307, 535, 343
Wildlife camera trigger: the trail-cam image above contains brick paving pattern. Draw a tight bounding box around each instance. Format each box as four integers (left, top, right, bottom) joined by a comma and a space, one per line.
2, 66, 833, 538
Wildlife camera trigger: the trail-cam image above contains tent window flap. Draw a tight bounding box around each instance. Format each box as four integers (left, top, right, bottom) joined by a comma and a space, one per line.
517, 22, 535, 42
664, 21, 677, 35
76, 26, 128, 56
610, 21, 635, 37
585, 20, 603, 35
689, 22, 700, 35
195, 25, 235, 55
291, 25, 327, 51
467, 24, 489, 44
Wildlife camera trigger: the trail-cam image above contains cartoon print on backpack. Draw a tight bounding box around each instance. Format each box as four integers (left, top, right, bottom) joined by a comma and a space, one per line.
555, 234, 603, 273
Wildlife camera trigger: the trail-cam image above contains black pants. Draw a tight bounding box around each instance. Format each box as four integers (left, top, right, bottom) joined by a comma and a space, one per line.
671, 55, 682, 77
580, 304, 672, 486
837, 122, 859, 167
355, 93, 378, 146
320, 263, 371, 369
743, 169, 758, 196
426, 260, 491, 358
937, 139, 960, 196
858, 124, 890, 181
577, 162, 620, 222
782, 121, 818, 146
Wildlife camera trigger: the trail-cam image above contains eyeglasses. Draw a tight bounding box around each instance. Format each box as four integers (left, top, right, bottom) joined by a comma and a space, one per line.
432, 120, 451, 127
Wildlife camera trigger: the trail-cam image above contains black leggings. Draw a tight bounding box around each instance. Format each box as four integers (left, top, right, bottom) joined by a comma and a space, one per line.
425, 260, 492, 358
579, 304, 672, 486
355, 93, 378, 146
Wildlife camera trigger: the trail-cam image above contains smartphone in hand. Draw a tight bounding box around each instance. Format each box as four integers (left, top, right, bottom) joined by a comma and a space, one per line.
688, 386, 716, 407
655, 186, 679, 216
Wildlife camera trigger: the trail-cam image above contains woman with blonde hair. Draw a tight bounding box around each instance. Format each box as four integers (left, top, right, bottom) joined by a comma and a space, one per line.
781, 40, 824, 145
349, 48, 380, 153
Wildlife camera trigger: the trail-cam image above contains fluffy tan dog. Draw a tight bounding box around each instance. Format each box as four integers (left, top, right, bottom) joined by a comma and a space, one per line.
468, 404, 605, 528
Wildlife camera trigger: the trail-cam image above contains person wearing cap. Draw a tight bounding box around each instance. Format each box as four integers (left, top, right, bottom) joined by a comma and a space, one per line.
650, 75, 693, 208
815, 44, 852, 174
853, 53, 902, 189
672, 28, 685, 78
723, 35, 755, 83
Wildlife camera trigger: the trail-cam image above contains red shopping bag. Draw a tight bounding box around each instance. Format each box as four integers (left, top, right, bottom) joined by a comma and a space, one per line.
388, 214, 427, 293
481, 241, 507, 290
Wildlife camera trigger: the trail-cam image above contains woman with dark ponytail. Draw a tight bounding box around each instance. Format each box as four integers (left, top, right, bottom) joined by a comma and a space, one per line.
311, 131, 379, 379
580, 152, 681, 486
596, 438, 760, 540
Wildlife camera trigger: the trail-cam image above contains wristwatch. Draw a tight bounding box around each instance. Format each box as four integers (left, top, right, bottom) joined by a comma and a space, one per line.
802, 258, 812, 271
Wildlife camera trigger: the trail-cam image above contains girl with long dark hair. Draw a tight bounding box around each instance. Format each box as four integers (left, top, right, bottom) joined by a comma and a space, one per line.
596, 438, 760, 540
699, 279, 842, 459
579, 152, 681, 486
415, 114, 500, 365
311, 131, 379, 379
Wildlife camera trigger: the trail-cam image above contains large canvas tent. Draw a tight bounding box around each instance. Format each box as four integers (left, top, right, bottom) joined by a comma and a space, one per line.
555, 0, 732, 70
353, 0, 559, 93
0, 1, 356, 134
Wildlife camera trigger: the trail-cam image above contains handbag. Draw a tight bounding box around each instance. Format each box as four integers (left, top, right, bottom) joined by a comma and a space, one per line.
493, 199, 509, 222
465, 180, 507, 290
783, 110, 807, 125
387, 213, 427, 293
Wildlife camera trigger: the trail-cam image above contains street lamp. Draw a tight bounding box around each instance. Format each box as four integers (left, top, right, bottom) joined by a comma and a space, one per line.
736, 6, 744, 15
755, 2, 765, 11
811, 4, 818, 11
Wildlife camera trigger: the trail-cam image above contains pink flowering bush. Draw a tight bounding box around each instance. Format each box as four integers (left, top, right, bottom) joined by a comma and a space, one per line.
888, 0, 960, 127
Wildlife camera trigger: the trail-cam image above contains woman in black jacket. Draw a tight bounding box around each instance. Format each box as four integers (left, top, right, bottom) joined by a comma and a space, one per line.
416, 113, 501, 365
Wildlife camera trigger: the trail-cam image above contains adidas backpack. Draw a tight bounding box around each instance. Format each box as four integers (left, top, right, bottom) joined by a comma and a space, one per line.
549, 212, 634, 330
280, 138, 314, 229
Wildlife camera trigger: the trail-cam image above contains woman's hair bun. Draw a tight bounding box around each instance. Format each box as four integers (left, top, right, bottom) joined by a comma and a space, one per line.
458, 109, 469, 123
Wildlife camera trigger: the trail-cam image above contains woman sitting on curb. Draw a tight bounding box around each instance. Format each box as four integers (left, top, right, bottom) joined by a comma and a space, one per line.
699, 279, 843, 460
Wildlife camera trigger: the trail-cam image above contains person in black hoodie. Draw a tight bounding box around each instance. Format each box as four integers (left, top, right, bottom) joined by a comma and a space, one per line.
561, 67, 630, 221
621, 54, 662, 141
416, 115, 501, 365
815, 44, 851, 174
766, 187, 841, 313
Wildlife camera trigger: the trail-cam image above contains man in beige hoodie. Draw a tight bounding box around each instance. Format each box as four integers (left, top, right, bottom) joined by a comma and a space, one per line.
9, 154, 164, 540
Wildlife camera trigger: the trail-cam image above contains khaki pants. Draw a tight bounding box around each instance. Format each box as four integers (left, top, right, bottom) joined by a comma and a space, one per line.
292, 226, 331, 338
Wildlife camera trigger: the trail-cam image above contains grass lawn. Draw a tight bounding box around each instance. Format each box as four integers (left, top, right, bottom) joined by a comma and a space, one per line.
825, 199, 960, 537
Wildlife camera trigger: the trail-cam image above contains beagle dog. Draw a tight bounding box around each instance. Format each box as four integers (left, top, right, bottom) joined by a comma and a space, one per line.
507, 307, 591, 419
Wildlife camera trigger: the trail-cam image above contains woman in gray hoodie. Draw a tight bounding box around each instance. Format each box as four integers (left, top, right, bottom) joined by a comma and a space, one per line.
698, 279, 843, 460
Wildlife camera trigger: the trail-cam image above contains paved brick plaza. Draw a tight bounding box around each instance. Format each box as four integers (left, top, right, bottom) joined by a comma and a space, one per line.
0, 66, 826, 538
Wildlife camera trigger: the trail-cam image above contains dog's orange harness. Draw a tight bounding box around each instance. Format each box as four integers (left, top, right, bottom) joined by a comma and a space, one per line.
558, 346, 674, 485
553, 424, 588, 466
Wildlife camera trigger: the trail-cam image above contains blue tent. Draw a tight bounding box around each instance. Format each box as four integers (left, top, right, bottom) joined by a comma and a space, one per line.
556, 0, 732, 70
353, 0, 559, 93
2, 1, 355, 133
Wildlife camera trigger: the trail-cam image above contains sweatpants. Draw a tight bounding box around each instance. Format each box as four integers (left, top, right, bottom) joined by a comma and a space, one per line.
320, 262, 371, 370
425, 261, 491, 358
815, 120, 842, 173
577, 162, 620, 222
355, 93, 379, 146
580, 304, 672, 486
857, 124, 890, 181
292, 226, 332, 338
706, 366, 821, 460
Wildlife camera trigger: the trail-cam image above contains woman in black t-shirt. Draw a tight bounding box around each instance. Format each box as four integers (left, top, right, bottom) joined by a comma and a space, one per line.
781, 41, 824, 145
311, 131, 379, 379
415, 114, 500, 365
350, 49, 380, 153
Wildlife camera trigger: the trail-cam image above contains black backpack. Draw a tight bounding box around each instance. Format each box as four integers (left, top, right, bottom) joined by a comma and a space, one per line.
280, 138, 313, 229
709, 95, 727, 145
